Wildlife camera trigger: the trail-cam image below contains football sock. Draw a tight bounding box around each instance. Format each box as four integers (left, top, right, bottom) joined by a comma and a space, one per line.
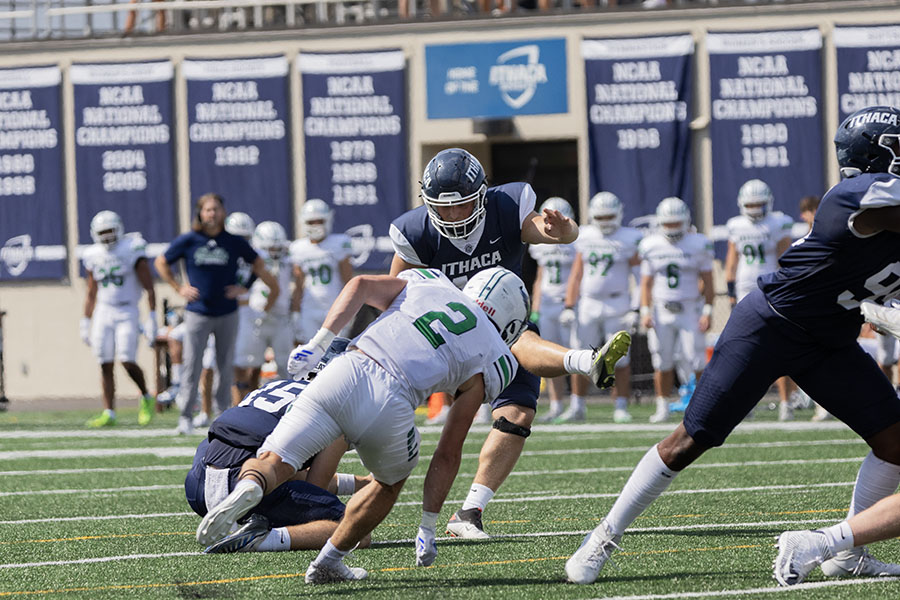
570, 395, 585, 411
105, 409, 115, 419
563, 349, 592, 376
605, 444, 677, 536
314, 539, 349, 565
257, 527, 291, 552
461, 483, 494, 512
847, 451, 900, 518
549, 400, 562, 414
615, 396, 628, 411
171, 364, 182, 385
819, 522, 855, 554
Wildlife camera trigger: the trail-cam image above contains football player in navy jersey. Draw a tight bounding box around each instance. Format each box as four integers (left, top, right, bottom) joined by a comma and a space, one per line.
566, 106, 900, 585
389, 148, 631, 539
185, 338, 370, 554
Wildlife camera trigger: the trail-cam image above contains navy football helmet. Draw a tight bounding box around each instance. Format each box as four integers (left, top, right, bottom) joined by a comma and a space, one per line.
834, 106, 900, 179
421, 148, 488, 239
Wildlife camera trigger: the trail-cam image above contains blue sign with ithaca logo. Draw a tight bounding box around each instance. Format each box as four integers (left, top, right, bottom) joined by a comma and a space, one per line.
426, 38, 568, 119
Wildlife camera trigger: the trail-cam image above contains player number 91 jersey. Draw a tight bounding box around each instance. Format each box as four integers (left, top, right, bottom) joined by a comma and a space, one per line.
352, 268, 517, 407
82, 233, 146, 306
639, 231, 713, 303
575, 224, 642, 299
726, 212, 793, 299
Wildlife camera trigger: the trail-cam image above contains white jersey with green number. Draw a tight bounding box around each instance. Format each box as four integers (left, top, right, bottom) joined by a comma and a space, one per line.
639, 231, 713, 304
575, 224, 642, 299
82, 233, 146, 307
726, 211, 793, 301
352, 268, 517, 408
289, 233, 352, 314
528, 243, 576, 304
248, 254, 294, 317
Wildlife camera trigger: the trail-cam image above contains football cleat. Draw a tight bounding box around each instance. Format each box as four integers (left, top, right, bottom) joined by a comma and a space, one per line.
613, 408, 633, 423
553, 406, 585, 424
156, 385, 179, 408
204, 514, 271, 554
192, 412, 211, 428
773, 530, 832, 586
446, 508, 490, 539
86, 411, 116, 428
305, 560, 368, 584
538, 405, 563, 423
649, 397, 670, 423
590, 331, 631, 389
196, 482, 264, 546
820, 546, 900, 578
137, 395, 154, 426
565, 520, 622, 584
176, 416, 194, 436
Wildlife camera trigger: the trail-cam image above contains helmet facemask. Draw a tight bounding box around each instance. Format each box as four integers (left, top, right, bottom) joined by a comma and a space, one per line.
423, 183, 487, 240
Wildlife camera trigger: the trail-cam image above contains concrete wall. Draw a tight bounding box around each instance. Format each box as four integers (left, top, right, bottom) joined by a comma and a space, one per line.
2, 0, 899, 400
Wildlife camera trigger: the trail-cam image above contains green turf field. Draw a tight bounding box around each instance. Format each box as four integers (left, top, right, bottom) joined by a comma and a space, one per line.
2, 402, 900, 599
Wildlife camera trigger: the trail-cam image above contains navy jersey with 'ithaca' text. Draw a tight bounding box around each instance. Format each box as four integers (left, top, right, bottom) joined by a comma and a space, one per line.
759, 172, 900, 347
390, 182, 534, 288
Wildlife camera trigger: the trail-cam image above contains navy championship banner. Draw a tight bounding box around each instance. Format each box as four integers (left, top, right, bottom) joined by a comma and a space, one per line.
708, 30, 824, 231
185, 56, 292, 231
835, 25, 900, 124
583, 35, 694, 225
0, 66, 66, 281
299, 50, 408, 271
425, 38, 568, 119
71, 61, 177, 255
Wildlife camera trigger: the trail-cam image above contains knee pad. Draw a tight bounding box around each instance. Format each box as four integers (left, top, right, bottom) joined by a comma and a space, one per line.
492, 416, 531, 438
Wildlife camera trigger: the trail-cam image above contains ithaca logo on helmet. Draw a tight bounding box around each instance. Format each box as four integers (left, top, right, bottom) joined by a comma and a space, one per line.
845, 111, 900, 129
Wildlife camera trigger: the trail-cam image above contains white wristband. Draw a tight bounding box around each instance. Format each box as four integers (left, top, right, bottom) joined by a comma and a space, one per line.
702, 303, 713, 317
336, 472, 356, 496
639, 306, 651, 318
310, 327, 336, 353
420, 510, 439, 531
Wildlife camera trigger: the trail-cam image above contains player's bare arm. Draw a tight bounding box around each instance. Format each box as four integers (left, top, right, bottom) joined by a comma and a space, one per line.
389, 253, 422, 276
699, 270, 714, 332
521, 209, 578, 245
531, 266, 543, 314
640, 273, 654, 329
338, 256, 354, 284
565, 252, 584, 309
154, 254, 200, 302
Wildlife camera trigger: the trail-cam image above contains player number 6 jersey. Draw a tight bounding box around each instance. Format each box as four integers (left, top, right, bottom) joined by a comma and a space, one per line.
639, 231, 713, 303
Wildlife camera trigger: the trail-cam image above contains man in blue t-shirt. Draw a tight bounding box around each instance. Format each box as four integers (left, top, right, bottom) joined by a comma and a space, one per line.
390, 148, 632, 540
565, 106, 900, 585
155, 193, 280, 435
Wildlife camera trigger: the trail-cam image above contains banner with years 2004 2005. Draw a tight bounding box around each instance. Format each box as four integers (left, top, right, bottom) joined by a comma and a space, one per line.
708, 29, 824, 231
72, 61, 177, 257
0, 66, 67, 281
185, 56, 293, 234
299, 50, 408, 271
583, 35, 694, 226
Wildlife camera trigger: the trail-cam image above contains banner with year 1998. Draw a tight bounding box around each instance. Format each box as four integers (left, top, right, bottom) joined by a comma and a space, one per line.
583, 35, 693, 225
835, 25, 900, 125
299, 50, 407, 271
72, 61, 176, 254
0, 66, 66, 281
185, 56, 292, 233
708, 29, 824, 228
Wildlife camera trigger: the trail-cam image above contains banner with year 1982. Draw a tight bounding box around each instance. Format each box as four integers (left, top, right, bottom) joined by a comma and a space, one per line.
72, 61, 176, 255
0, 66, 66, 281
299, 50, 407, 271
583, 35, 693, 225
708, 29, 824, 229
185, 56, 292, 232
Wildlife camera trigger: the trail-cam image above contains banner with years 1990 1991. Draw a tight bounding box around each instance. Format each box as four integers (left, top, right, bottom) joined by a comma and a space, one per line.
708, 29, 824, 229
299, 50, 408, 271
0, 66, 66, 281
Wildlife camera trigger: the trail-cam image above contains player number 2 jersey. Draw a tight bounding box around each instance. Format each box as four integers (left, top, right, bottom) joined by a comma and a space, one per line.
639, 231, 713, 303
82, 233, 146, 306
353, 268, 517, 407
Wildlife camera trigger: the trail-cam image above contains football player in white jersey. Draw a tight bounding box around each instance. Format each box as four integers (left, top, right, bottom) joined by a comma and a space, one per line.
234, 221, 298, 391
197, 267, 527, 583
289, 199, 354, 343
724, 179, 796, 420
639, 197, 715, 423
80, 210, 157, 427
528, 197, 578, 422
564, 192, 643, 423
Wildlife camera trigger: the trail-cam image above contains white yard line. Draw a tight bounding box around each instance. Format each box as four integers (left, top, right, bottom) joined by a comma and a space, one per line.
0, 551, 200, 569
593, 576, 900, 600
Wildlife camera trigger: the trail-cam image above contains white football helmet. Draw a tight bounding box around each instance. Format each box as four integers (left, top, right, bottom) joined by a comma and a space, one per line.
589, 192, 623, 235
253, 221, 289, 259
301, 199, 333, 242
737, 179, 774, 222
656, 197, 691, 241
462, 267, 530, 348
225, 212, 256, 240
539, 197, 575, 221
90, 210, 124, 246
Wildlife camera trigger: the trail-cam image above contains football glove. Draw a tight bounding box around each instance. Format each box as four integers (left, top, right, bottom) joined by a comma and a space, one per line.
142, 311, 158, 347
286, 328, 334, 381
415, 525, 437, 567
79, 317, 91, 346
559, 307, 576, 327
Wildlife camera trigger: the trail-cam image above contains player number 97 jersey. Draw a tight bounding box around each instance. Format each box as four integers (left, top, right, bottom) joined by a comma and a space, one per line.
639, 232, 713, 303
575, 224, 642, 299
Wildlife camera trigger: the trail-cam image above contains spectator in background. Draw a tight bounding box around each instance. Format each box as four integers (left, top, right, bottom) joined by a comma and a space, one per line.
81, 210, 157, 427
154, 193, 280, 435
122, 0, 166, 36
